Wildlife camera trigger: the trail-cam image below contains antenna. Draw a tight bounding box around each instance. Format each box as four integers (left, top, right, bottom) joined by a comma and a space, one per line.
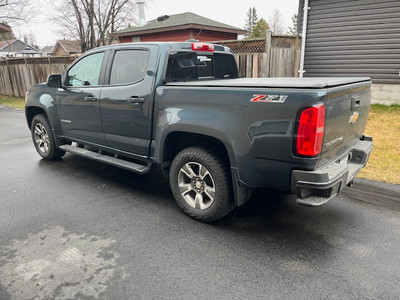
194, 25, 204, 41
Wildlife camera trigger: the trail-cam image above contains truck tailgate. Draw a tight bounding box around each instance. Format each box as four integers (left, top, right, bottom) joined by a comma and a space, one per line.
319, 80, 372, 167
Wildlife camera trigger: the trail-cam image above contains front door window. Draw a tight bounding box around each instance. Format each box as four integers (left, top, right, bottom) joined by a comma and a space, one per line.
66, 52, 105, 87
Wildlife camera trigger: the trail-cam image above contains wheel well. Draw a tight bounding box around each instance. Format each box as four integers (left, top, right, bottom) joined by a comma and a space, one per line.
26, 106, 46, 129
163, 132, 231, 172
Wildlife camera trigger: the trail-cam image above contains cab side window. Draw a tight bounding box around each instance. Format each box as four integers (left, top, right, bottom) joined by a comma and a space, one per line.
109, 50, 150, 85
66, 52, 104, 87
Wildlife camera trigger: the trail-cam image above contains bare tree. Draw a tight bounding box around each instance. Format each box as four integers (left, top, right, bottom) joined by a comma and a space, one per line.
53, 0, 139, 52
71, 0, 89, 50
1, 0, 38, 46
268, 8, 285, 35
0, 0, 35, 23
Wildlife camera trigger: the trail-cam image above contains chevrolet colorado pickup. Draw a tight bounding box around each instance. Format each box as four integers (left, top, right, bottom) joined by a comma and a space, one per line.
25, 42, 373, 222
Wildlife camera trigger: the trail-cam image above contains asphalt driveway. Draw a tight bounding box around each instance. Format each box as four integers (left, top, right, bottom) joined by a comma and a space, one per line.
1, 105, 399, 299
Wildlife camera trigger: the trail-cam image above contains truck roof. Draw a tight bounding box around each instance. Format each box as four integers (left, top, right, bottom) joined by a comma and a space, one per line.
85, 41, 232, 54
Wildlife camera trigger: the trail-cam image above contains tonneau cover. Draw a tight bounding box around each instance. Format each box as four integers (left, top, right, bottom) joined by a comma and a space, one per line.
166, 77, 371, 89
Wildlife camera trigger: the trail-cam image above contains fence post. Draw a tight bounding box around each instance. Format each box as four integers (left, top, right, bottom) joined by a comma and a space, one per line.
48, 56, 51, 74
5, 57, 15, 96
265, 30, 272, 77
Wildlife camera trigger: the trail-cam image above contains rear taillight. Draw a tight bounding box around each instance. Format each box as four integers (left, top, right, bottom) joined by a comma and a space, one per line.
296, 104, 325, 156
192, 43, 214, 51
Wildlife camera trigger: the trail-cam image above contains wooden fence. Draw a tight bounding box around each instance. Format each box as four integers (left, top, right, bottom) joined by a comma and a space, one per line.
217, 35, 301, 78
235, 48, 301, 78
0, 56, 75, 97
0, 36, 301, 97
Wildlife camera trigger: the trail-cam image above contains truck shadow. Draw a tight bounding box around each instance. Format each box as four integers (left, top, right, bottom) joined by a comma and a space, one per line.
38, 154, 360, 261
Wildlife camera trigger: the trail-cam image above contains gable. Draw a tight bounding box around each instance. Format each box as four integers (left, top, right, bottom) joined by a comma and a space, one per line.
51, 43, 66, 56
0, 40, 26, 53
50, 40, 81, 56
58, 40, 81, 53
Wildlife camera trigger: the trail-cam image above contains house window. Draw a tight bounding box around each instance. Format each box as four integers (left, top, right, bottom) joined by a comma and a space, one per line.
132, 37, 140, 42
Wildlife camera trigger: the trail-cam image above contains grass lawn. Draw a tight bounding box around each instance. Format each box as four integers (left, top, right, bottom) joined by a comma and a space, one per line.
358, 104, 400, 185
1, 95, 399, 185
0, 95, 25, 110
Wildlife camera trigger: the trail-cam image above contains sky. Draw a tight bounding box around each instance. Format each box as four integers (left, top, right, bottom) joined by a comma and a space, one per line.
15, 0, 299, 48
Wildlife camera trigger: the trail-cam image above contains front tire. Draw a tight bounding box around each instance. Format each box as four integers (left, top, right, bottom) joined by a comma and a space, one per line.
31, 114, 65, 160
169, 146, 235, 222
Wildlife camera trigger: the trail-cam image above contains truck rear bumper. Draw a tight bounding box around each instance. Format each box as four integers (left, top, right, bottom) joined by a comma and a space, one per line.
291, 136, 373, 206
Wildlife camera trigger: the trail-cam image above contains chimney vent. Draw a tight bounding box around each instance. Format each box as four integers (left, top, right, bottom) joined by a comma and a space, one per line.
137, 0, 146, 26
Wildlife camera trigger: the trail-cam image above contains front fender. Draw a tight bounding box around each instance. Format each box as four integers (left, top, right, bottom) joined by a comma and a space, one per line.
25, 85, 63, 138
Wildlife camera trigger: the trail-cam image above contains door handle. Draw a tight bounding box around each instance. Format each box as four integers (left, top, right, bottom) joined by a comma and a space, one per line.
128, 97, 145, 104
84, 95, 97, 102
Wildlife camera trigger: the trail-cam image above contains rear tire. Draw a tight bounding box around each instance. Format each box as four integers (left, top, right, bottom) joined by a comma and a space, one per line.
169, 146, 235, 222
31, 114, 66, 160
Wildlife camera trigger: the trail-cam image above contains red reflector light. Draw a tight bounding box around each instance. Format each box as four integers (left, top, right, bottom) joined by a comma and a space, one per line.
192, 43, 214, 51
296, 104, 325, 156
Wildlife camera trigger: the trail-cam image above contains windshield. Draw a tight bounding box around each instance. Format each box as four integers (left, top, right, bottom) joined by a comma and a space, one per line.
166, 51, 238, 82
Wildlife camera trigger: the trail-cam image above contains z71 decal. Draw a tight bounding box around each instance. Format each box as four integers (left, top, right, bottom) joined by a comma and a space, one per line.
250, 94, 288, 103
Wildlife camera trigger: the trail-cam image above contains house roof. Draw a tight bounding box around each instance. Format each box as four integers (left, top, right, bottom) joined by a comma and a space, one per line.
55, 40, 81, 54
0, 39, 41, 55
41, 45, 54, 53
112, 12, 246, 37
0, 39, 17, 51
17, 46, 42, 55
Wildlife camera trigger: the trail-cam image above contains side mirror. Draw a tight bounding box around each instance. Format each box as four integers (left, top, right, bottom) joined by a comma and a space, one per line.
47, 74, 62, 88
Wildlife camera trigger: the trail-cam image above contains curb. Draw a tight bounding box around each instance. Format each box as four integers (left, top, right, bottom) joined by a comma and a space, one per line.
342, 178, 400, 210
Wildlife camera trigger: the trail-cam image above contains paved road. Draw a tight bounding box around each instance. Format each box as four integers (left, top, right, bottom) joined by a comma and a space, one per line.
1, 106, 400, 299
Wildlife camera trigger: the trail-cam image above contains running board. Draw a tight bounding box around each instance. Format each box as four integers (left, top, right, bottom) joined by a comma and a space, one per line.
296, 195, 335, 207
59, 145, 151, 174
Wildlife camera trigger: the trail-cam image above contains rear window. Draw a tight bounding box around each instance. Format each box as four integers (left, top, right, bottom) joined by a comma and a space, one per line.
166, 52, 238, 82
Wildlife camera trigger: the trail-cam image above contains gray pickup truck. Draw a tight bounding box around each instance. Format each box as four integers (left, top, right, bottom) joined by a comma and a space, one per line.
25, 42, 373, 222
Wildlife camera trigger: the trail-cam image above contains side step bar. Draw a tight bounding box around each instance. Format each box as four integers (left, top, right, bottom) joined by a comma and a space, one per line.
59, 145, 151, 174
296, 195, 334, 207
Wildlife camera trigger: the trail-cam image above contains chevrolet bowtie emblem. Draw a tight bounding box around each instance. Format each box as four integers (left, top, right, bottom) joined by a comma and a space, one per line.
349, 111, 359, 124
